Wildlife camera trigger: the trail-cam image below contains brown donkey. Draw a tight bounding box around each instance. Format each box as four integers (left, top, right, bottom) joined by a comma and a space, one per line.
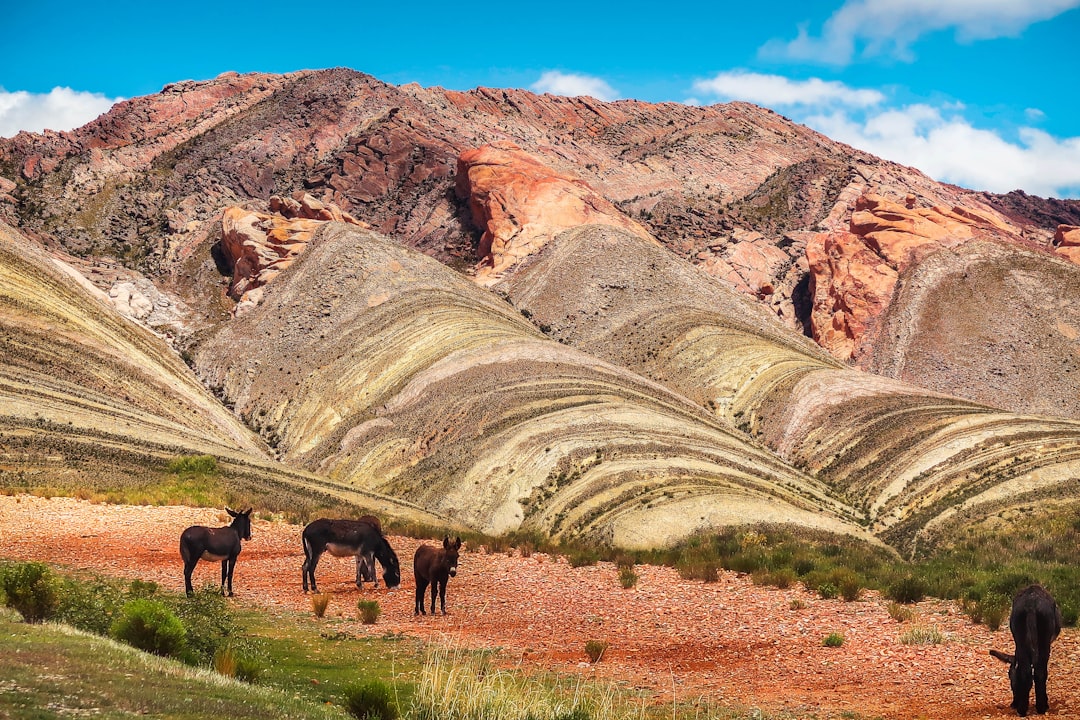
413, 535, 461, 615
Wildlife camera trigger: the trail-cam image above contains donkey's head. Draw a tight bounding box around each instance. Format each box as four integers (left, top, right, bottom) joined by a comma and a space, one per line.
442, 535, 462, 578
226, 507, 253, 541
376, 538, 402, 590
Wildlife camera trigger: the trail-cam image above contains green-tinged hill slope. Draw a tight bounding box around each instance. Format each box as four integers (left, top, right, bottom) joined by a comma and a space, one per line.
0, 219, 445, 525
191, 223, 872, 548
499, 225, 1080, 555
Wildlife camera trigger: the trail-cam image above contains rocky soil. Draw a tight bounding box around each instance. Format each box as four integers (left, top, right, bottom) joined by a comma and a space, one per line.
3, 494, 1079, 720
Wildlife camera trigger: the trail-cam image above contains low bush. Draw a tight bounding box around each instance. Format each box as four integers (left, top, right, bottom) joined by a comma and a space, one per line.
111, 598, 187, 658
343, 679, 398, 720
312, 593, 331, 618
167, 454, 218, 476
617, 565, 638, 589
55, 575, 127, 634
214, 644, 265, 683
887, 602, 916, 623
900, 626, 944, 646
886, 575, 927, 605
167, 586, 238, 664
358, 599, 381, 625
1, 561, 59, 623
823, 632, 844, 648
815, 582, 839, 600
584, 640, 608, 663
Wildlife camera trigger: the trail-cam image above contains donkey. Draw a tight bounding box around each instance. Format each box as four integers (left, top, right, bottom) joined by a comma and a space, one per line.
179, 507, 252, 597
990, 584, 1063, 716
301, 518, 401, 594
414, 535, 461, 616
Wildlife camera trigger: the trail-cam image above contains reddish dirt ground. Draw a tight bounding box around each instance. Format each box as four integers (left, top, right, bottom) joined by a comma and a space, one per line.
2, 495, 1078, 719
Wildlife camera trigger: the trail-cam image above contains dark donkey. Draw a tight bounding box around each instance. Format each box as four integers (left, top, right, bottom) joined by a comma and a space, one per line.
990, 584, 1063, 716
301, 518, 401, 594
414, 535, 461, 615
179, 507, 252, 597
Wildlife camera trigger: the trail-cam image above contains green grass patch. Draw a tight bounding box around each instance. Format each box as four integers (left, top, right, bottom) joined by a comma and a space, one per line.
0, 609, 350, 719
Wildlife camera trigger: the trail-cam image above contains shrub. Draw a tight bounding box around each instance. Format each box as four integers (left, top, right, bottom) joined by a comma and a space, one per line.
900, 626, 944, 646
565, 547, 601, 568
584, 640, 609, 663
56, 575, 126, 634
618, 565, 638, 589
754, 567, 796, 589
816, 582, 839, 600
343, 679, 398, 720
887, 602, 916, 623
111, 598, 187, 658
1, 561, 59, 623
167, 454, 218, 475
823, 632, 844, 647
214, 644, 265, 683
968, 595, 1010, 631
358, 599, 381, 624
789, 598, 807, 611
168, 586, 237, 664
675, 552, 720, 583
312, 593, 331, 618
886, 575, 927, 605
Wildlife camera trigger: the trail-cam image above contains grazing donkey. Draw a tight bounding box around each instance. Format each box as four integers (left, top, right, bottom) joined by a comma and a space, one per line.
179, 507, 252, 597
414, 535, 461, 616
301, 518, 401, 594
990, 584, 1063, 716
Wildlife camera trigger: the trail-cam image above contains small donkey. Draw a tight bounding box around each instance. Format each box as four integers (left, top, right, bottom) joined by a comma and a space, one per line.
179, 507, 252, 597
413, 535, 461, 615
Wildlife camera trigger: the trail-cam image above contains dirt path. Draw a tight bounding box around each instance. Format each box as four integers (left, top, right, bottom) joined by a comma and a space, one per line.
1, 495, 1076, 719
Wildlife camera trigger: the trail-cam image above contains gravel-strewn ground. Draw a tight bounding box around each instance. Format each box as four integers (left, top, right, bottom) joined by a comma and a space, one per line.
2, 494, 1075, 719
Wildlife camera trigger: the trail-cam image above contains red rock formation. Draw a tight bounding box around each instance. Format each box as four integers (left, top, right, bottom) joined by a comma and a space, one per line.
1054, 225, 1080, 264
807, 193, 1022, 360
220, 192, 366, 314
455, 142, 655, 284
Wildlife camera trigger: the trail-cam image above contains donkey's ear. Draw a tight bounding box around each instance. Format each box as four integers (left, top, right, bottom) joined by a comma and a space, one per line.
226, 507, 238, 517
243, 508, 253, 515
990, 650, 1014, 664
453, 536, 462, 549
442, 535, 451, 548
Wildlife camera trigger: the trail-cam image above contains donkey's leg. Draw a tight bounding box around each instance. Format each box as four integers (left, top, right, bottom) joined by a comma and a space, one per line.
226, 556, 238, 597
1035, 657, 1051, 714
438, 579, 449, 615
183, 559, 198, 596
415, 578, 429, 615
305, 552, 321, 594
429, 580, 439, 615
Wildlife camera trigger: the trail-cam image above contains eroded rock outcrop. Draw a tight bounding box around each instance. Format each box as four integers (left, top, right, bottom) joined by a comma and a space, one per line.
807, 193, 1021, 360
1054, 225, 1080, 264
455, 142, 655, 284
220, 192, 366, 314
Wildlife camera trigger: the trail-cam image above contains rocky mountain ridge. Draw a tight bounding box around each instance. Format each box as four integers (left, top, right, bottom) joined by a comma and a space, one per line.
2, 68, 1079, 552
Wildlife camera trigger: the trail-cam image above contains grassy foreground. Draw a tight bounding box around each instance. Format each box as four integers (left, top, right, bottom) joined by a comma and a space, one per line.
0, 608, 350, 719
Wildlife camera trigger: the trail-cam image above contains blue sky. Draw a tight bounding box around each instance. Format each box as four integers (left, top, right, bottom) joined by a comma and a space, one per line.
2, 0, 1078, 198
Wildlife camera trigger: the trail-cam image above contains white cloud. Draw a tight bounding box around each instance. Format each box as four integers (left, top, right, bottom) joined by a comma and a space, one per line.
531, 71, 618, 102
693, 71, 884, 108
0, 87, 121, 138
767, 0, 1080, 64
692, 70, 1080, 197
804, 104, 1080, 197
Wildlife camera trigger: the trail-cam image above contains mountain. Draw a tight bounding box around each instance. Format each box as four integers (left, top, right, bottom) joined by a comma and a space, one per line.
1, 67, 1079, 553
